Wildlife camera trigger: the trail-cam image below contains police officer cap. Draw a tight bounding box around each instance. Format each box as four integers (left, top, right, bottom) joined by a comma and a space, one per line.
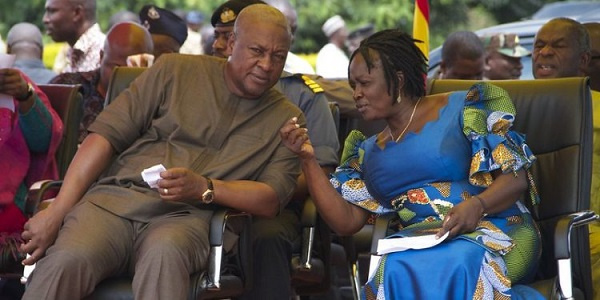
210, 0, 265, 27
139, 5, 188, 46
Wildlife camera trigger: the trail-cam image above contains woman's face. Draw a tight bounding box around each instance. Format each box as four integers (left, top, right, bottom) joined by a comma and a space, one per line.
349, 50, 395, 121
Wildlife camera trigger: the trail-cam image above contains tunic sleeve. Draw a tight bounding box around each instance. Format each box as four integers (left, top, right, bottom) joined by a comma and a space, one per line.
330, 130, 391, 214
462, 82, 539, 205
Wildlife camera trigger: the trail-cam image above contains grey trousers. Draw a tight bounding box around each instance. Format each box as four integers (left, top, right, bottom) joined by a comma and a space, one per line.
240, 208, 301, 299
22, 200, 211, 300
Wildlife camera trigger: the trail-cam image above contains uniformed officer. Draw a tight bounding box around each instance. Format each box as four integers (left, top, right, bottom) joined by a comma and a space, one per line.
139, 5, 188, 59
209, 2, 339, 298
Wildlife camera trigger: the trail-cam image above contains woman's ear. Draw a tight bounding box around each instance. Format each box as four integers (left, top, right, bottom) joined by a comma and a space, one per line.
396, 71, 405, 89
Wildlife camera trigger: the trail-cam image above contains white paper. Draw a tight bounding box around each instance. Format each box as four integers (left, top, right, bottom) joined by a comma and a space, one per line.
141, 164, 167, 188
368, 231, 450, 279
376, 231, 449, 255
368, 254, 382, 280
20, 254, 36, 284
0, 54, 16, 112
126, 53, 154, 67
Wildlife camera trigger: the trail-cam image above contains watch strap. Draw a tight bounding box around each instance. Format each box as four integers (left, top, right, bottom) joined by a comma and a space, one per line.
16, 83, 34, 101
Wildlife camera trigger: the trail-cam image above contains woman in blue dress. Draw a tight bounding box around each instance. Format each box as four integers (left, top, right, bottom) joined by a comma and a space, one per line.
280, 29, 544, 299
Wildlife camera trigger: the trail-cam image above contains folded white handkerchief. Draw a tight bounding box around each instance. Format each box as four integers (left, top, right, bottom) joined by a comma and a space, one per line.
141, 164, 167, 188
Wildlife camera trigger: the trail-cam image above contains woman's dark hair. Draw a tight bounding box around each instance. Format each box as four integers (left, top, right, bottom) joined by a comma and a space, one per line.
348, 29, 428, 101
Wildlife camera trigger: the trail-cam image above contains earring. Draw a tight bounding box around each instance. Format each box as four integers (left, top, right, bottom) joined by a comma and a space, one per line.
396, 94, 402, 104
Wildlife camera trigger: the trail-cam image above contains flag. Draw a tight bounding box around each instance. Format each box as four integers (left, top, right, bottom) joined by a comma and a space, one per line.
413, 0, 430, 60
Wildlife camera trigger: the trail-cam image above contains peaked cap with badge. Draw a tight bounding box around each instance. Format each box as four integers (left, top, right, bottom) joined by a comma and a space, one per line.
210, 0, 265, 27
480, 33, 530, 58
139, 5, 188, 46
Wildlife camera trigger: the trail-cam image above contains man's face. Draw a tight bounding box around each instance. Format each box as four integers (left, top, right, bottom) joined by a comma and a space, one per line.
212, 25, 234, 58
225, 22, 290, 99
484, 51, 523, 80
440, 56, 484, 80
43, 0, 78, 43
533, 21, 586, 79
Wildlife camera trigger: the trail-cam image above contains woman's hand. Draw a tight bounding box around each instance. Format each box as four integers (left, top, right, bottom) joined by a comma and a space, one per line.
157, 168, 206, 204
20, 206, 64, 265
0, 68, 28, 99
436, 196, 484, 239
280, 117, 314, 160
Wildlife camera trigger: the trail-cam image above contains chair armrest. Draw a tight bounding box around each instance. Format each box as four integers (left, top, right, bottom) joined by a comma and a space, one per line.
554, 210, 599, 258
370, 213, 396, 254
205, 208, 251, 291
554, 210, 599, 299
296, 198, 317, 270
25, 180, 63, 217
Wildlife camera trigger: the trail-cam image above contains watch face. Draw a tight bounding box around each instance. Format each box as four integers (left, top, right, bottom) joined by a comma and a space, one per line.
202, 190, 214, 203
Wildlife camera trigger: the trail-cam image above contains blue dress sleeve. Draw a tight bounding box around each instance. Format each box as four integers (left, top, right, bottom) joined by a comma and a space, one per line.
330, 130, 392, 214
462, 82, 539, 205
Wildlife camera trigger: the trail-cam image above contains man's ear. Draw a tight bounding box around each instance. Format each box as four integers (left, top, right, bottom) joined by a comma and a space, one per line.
72, 3, 84, 22
484, 54, 492, 71
579, 51, 591, 75
439, 60, 446, 77
226, 32, 235, 54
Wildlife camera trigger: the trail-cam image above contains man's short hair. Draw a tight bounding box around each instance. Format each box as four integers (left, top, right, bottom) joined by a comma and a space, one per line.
6, 22, 43, 49
546, 17, 591, 55
442, 31, 484, 66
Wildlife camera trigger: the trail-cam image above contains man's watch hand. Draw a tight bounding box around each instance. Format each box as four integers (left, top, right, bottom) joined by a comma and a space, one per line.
201, 176, 214, 204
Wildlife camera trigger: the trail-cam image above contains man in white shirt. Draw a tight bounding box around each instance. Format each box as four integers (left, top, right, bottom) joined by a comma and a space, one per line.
43, 0, 105, 73
264, 0, 315, 74
315, 15, 349, 79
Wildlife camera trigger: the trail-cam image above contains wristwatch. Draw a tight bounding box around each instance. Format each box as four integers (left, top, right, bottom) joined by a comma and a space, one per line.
201, 176, 214, 204
16, 83, 34, 101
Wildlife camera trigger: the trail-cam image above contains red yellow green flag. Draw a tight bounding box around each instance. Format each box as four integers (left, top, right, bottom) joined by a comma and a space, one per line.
413, 0, 430, 60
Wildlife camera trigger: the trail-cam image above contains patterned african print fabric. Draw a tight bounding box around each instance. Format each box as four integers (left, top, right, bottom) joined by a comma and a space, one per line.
50, 69, 104, 143
63, 23, 105, 73
331, 82, 543, 299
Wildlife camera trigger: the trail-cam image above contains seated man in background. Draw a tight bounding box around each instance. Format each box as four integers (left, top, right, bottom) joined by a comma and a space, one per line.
139, 4, 187, 60
480, 33, 530, 80
584, 23, 600, 92
583, 21, 600, 300
50, 21, 153, 144
438, 31, 485, 80
210, 1, 339, 298
20, 5, 303, 300
0, 69, 62, 297
533, 17, 597, 300
6, 23, 57, 84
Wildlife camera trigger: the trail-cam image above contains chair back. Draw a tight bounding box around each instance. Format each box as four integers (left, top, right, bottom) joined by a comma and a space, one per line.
104, 67, 146, 107
38, 84, 83, 179
428, 78, 593, 298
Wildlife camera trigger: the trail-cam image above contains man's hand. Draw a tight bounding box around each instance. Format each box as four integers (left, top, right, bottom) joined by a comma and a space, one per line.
280, 117, 314, 160
20, 207, 64, 265
157, 168, 206, 204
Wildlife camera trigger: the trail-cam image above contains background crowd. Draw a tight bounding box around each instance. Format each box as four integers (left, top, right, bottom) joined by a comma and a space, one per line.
0, 0, 599, 299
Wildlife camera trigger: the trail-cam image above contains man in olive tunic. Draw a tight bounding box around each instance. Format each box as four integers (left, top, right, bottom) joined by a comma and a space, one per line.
20, 5, 303, 300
